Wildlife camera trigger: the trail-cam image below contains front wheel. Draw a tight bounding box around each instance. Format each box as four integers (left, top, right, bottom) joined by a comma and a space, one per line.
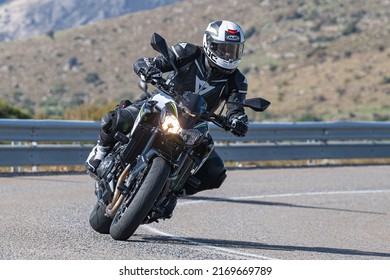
109, 157, 171, 240
89, 201, 112, 234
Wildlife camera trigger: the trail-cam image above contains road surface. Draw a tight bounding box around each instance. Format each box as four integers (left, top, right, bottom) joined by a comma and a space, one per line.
0, 165, 389, 260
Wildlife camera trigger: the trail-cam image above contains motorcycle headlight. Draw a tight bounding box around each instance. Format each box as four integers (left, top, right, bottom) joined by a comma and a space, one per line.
161, 114, 181, 134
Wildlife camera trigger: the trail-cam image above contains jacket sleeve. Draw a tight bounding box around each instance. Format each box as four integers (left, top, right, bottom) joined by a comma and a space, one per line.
133, 55, 173, 78
226, 71, 248, 121
133, 42, 200, 78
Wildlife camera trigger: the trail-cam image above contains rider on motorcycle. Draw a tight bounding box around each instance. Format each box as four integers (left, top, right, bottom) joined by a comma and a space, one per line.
85, 20, 249, 216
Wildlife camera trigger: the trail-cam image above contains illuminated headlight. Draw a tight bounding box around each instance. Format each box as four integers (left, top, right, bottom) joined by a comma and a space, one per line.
180, 129, 203, 145
161, 114, 181, 134
161, 113, 204, 145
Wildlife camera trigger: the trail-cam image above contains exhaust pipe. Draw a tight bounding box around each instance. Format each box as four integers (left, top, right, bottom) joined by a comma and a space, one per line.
106, 165, 131, 217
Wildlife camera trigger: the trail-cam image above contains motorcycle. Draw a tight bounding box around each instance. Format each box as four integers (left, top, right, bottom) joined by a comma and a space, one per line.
87, 33, 271, 241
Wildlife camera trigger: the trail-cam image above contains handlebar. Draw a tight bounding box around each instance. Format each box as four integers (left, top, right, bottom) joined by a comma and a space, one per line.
150, 77, 176, 95
200, 112, 230, 131
145, 72, 233, 131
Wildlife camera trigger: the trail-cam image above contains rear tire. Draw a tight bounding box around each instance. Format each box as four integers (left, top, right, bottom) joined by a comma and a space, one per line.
109, 157, 171, 240
89, 201, 112, 234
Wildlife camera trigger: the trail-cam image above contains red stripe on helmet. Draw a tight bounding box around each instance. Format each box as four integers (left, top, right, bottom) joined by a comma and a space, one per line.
228, 29, 238, 34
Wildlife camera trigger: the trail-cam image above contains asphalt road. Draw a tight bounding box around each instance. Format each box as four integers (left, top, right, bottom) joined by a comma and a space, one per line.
0, 165, 389, 260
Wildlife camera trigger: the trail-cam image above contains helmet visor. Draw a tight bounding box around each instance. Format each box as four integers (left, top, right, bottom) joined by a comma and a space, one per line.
210, 42, 244, 61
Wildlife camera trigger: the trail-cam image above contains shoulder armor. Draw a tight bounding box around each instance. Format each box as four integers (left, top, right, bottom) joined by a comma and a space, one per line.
231, 70, 248, 94
171, 42, 200, 60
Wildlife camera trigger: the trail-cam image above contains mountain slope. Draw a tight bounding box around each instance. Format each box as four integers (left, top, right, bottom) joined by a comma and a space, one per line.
0, 0, 389, 121
0, 0, 181, 41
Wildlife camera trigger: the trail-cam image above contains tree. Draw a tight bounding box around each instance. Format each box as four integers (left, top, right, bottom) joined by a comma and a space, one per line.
46, 30, 55, 40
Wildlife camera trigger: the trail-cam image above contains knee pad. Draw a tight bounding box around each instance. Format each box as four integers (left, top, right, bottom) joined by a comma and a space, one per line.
99, 106, 138, 146
100, 111, 116, 133
184, 168, 226, 195
203, 154, 225, 175
200, 152, 226, 190
184, 153, 226, 195
213, 169, 227, 190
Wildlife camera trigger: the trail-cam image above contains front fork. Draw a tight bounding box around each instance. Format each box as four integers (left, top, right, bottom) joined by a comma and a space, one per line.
104, 128, 160, 218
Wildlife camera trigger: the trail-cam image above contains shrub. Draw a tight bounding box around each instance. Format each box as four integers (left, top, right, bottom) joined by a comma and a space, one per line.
245, 26, 256, 39
85, 72, 101, 84
342, 20, 360, 36
46, 30, 55, 40
381, 76, 390, 84
0, 99, 32, 119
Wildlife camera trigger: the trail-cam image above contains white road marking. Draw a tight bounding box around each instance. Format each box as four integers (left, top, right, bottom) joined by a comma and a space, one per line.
142, 225, 277, 260
179, 189, 390, 205
143, 189, 390, 259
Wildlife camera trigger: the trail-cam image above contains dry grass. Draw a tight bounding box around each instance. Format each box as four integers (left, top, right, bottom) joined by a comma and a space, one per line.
2, 158, 389, 175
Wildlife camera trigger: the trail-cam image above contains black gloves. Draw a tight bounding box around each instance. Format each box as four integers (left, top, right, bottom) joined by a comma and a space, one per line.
139, 66, 162, 83
229, 114, 248, 137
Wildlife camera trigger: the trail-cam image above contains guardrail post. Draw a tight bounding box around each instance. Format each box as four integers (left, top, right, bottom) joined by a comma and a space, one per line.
32, 142, 38, 172
11, 141, 21, 173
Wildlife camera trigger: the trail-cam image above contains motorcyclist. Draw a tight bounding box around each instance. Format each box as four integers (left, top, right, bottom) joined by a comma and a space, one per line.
85, 20, 249, 217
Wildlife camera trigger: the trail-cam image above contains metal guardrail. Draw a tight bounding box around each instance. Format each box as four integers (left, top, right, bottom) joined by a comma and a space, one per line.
0, 119, 390, 166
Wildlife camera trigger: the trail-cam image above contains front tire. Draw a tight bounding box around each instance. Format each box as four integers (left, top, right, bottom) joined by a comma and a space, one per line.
89, 201, 113, 234
109, 157, 171, 240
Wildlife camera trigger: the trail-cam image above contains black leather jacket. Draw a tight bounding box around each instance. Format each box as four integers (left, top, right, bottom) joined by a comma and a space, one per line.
133, 42, 248, 121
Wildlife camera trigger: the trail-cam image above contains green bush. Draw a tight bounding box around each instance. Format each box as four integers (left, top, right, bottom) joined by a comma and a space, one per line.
0, 99, 32, 119
342, 20, 360, 36
244, 26, 256, 39
382, 76, 390, 84
85, 72, 101, 84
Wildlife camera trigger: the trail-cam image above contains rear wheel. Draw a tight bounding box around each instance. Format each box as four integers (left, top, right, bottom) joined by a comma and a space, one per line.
109, 157, 171, 240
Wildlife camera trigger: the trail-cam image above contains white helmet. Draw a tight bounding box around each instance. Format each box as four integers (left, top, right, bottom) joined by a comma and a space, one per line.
203, 20, 245, 74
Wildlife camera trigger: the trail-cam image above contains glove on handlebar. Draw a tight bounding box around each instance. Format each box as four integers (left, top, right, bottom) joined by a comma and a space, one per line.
140, 66, 162, 83
229, 114, 248, 137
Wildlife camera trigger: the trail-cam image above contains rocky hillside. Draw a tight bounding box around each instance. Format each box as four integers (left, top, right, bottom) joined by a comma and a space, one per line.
0, 0, 389, 121
0, 0, 181, 41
